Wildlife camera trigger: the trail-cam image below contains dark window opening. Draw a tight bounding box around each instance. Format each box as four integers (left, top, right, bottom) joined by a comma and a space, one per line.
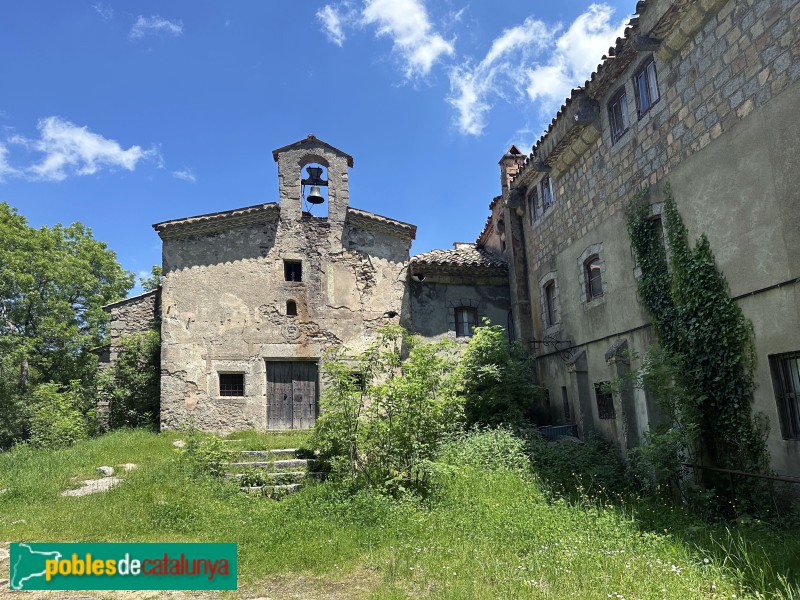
769, 351, 800, 440
608, 86, 630, 143
634, 57, 660, 117
220, 373, 245, 397
384, 310, 398, 318
455, 307, 478, 337
529, 186, 540, 223
562, 386, 570, 421
650, 215, 666, 253
585, 255, 603, 300
594, 382, 616, 419
286, 300, 297, 316
284, 260, 302, 282
542, 176, 554, 209
544, 281, 556, 327
349, 371, 367, 392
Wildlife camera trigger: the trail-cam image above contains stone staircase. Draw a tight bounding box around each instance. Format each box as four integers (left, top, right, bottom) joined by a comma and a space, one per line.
226, 448, 323, 498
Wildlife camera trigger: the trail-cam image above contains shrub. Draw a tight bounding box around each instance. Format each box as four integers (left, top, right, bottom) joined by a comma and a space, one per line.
28, 382, 93, 449
312, 326, 463, 494
98, 329, 160, 430
456, 322, 542, 427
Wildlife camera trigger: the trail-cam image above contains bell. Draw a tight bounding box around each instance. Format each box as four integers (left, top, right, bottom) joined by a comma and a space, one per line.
306, 185, 325, 204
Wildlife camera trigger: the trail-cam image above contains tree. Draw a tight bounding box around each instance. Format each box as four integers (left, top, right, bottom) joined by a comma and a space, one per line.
0, 203, 133, 447
139, 265, 162, 292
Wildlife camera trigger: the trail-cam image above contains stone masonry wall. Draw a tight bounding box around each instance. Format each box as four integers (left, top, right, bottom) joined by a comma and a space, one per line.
105, 289, 159, 362
516, 0, 799, 270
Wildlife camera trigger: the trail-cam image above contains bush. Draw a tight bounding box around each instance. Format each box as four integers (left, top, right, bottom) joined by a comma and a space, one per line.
456, 323, 542, 427
98, 329, 160, 430
28, 382, 93, 449
312, 326, 463, 494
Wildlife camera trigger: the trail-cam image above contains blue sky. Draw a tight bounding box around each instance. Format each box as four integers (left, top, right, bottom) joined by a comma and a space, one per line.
0, 0, 633, 296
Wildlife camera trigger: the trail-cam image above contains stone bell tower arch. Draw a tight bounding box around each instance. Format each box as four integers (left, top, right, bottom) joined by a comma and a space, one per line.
272, 134, 354, 245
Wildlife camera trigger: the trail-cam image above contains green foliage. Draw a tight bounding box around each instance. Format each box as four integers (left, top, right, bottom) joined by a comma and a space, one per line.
312, 325, 463, 493
0, 203, 133, 448
98, 329, 160, 429
437, 427, 531, 475
139, 265, 162, 292
625, 185, 770, 515
179, 425, 233, 479
27, 381, 93, 449
6, 430, 798, 598
526, 432, 630, 499
456, 322, 541, 426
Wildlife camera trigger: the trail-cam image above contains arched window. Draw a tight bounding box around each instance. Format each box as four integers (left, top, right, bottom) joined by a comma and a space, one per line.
585, 255, 603, 300
286, 300, 297, 316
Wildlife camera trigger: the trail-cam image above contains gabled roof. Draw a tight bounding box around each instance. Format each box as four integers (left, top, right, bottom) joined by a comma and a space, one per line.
347, 207, 417, 240
272, 134, 354, 167
410, 243, 507, 274
153, 203, 280, 240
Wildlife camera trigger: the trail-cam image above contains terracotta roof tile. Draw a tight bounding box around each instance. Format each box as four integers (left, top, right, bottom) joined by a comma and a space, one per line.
411, 243, 506, 270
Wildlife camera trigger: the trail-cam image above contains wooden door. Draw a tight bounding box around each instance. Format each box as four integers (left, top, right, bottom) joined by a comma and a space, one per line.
266, 361, 318, 429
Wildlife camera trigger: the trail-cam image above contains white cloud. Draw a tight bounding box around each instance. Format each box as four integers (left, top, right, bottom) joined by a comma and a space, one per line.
0, 143, 20, 181
11, 117, 157, 182
526, 4, 627, 113
317, 5, 348, 47
448, 4, 627, 136
93, 3, 113, 20
172, 168, 196, 183
361, 0, 454, 77
448, 17, 549, 136
129, 15, 184, 40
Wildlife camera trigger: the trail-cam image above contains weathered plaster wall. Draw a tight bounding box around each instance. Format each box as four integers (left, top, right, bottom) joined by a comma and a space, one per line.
158, 139, 414, 433
409, 276, 511, 341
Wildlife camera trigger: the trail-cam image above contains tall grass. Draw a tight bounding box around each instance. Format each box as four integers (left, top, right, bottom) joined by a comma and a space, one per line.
0, 429, 797, 598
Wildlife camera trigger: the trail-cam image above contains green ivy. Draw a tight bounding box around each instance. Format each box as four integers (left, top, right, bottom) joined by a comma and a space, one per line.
625, 184, 770, 506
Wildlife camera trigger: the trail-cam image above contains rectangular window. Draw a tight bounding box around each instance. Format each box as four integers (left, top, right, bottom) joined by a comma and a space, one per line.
542, 176, 554, 209
562, 386, 570, 421
634, 58, 660, 117
608, 86, 630, 143
594, 382, 616, 419
529, 186, 540, 223
455, 307, 478, 337
219, 373, 245, 397
769, 351, 800, 440
544, 282, 556, 327
284, 260, 302, 282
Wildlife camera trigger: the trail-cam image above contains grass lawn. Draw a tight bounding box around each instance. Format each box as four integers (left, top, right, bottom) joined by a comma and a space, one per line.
0, 429, 797, 598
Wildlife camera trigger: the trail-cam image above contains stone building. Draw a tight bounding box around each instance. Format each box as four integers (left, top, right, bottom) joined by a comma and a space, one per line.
103, 135, 510, 433
103, 0, 799, 476
494, 0, 800, 475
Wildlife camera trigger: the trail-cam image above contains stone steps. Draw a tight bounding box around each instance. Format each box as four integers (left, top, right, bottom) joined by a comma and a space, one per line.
241, 483, 302, 497
226, 448, 323, 498
229, 458, 314, 470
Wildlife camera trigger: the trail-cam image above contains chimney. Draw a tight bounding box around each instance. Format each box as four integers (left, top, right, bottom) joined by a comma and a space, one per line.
498, 145, 526, 194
